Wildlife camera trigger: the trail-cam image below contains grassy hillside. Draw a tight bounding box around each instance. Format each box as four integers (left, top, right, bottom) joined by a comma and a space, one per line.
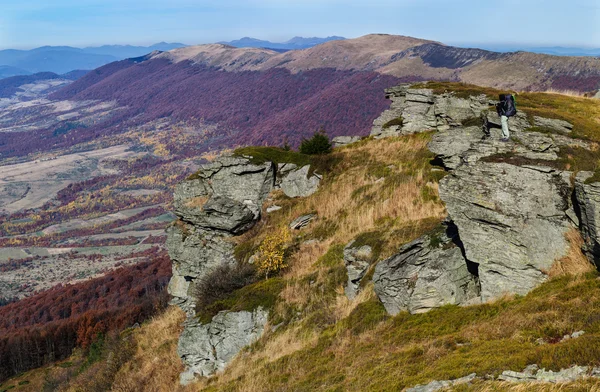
3, 86, 600, 392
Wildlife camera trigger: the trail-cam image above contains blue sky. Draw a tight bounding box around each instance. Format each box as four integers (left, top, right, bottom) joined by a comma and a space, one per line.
1, 0, 599, 49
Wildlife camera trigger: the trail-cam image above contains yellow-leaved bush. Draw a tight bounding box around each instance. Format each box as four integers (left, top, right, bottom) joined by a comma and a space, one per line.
256, 228, 292, 278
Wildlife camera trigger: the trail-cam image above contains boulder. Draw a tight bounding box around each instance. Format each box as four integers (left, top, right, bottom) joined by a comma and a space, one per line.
178, 307, 269, 383
574, 172, 600, 264
534, 116, 573, 134
439, 163, 572, 301
175, 156, 275, 232
289, 213, 316, 230
373, 229, 479, 315
280, 165, 321, 198
332, 135, 361, 148
343, 241, 373, 299
498, 365, 591, 383
406, 373, 477, 392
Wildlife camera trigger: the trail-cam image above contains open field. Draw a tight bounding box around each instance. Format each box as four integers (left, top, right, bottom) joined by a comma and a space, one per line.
0, 244, 164, 300
0, 144, 145, 214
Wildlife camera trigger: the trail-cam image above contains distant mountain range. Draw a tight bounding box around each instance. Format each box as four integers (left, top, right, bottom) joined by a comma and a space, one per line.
463, 44, 600, 57
0, 42, 186, 77
219, 36, 346, 50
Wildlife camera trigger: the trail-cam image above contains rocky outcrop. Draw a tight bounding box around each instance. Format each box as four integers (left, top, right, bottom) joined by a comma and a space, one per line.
440, 163, 572, 301
406, 364, 600, 391
332, 135, 361, 147
533, 116, 573, 134
168, 156, 275, 313
173, 156, 274, 234
178, 308, 269, 385
279, 164, 321, 198
370, 85, 491, 138
168, 155, 276, 381
289, 213, 316, 230
343, 240, 373, 299
373, 84, 597, 309
574, 172, 600, 264
406, 373, 477, 392
498, 364, 598, 383
373, 227, 479, 315
167, 223, 236, 313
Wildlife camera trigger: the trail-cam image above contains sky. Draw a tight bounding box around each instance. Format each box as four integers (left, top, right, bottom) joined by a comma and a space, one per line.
1, 0, 599, 50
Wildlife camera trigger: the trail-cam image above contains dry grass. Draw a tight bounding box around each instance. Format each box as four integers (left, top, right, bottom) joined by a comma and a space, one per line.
252, 134, 446, 255
541, 88, 591, 98
549, 229, 595, 278
110, 306, 186, 392
184, 196, 209, 209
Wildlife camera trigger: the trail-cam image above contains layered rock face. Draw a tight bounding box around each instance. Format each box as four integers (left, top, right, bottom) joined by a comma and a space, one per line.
371, 84, 599, 310
440, 164, 572, 300
168, 156, 275, 382
178, 308, 269, 383
374, 226, 480, 315
168, 154, 324, 382
168, 156, 275, 313
575, 172, 600, 264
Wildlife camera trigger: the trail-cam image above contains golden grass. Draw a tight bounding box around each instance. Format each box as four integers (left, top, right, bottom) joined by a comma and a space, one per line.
252, 134, 446, 256
549, 229, 595, 278
110, 306, 186, 392
184, 196, 209, 209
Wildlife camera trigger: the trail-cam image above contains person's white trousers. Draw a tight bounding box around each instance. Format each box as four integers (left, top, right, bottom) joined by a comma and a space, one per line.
501, 115, 510, 139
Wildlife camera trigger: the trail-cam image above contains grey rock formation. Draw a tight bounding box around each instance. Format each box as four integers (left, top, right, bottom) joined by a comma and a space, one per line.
498, 365, 592, 383
167, 222, 236, 313
574, 172, 600, 263
289, 213, 316, 230
168, 155, 277, 381
428, 126, 484, 169
343, 240, 373, 299
373, 229, 479, 315
174, 156, 275, 233
370, 85, 409, 138
280, 165, 321, 198
332, 135, 361, 147
406, 373, 477, 392
534, 116, 573, 134
178, 308, 269, 384
168, 156, 275, 313
371, 86, 491, 138
439, 163, 572, 301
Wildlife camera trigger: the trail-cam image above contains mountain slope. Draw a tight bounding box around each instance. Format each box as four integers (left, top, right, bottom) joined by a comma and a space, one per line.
6, 84, 600, 391
154, 34, 600, 93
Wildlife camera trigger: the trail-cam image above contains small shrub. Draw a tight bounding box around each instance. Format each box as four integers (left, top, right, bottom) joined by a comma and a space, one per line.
256, 228, 292, 278
194, 262, 257, 313
299, 130, 332, 155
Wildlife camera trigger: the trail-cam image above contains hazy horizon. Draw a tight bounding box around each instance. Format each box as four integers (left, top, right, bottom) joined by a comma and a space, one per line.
1, 0, 598, 50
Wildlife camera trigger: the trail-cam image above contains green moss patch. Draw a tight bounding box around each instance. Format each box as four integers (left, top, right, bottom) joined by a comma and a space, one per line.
197, 278, 285, 324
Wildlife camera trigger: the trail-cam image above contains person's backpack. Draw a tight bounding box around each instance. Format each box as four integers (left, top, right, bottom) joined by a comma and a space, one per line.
498, 94, 517, 117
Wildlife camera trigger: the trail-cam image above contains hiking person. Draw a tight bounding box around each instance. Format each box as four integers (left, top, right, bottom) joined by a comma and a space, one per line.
495, 93, 517, 141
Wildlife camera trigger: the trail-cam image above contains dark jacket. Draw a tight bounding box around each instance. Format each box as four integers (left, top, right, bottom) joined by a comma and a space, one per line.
496, 94, 517, 117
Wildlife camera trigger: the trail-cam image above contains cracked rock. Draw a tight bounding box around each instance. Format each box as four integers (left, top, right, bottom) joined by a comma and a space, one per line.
373, 227, 479, 315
